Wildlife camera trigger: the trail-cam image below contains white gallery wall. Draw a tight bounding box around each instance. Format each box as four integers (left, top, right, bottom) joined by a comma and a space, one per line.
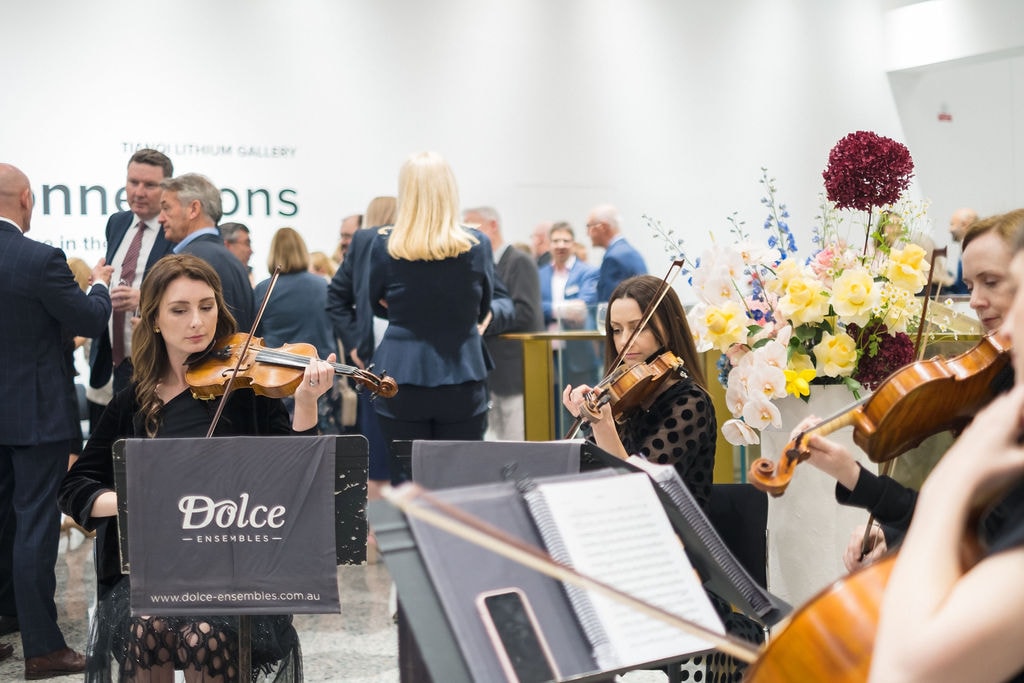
886, 0, 1024, 239
2, 0, 907, 285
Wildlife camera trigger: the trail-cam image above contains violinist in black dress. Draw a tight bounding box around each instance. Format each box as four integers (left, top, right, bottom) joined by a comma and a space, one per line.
59, 254, 335, 683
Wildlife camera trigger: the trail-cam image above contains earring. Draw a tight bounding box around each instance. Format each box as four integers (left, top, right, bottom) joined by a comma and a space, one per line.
154, 326, 160, 333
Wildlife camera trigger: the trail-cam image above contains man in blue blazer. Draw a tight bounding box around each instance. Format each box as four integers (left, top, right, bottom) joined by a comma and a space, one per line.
90, 149, 177, 400
0, 164, 112, 678
158, 173, 255, 332
586, 203, 648, 302
539, 222, 600, 434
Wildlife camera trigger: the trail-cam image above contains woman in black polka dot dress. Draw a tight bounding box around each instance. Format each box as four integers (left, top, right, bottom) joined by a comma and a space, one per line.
562, 275, 716, 510
563, 275, 761, 682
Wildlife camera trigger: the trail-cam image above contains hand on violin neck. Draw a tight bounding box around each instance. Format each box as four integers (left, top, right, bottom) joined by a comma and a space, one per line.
791, 415, 862, 490
562, 384, 607, 422
292, 352, 336, 431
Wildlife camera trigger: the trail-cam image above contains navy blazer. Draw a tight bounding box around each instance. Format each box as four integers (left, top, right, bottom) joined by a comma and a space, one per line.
326, 227, 377, 364
597, 237, 647, 302
89, 211, 175, 388
369, 228, 494, 387
178, 233, 256, 332
0, 220, 111, 445
254, 270, 336, 361
327, 227, 519, 366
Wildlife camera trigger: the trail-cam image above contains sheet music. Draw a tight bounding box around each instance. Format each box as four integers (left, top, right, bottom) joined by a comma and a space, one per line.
526, 472, 725, 670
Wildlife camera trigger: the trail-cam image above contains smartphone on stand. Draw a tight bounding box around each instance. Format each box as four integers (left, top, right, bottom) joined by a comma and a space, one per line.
476, 588, 560, 683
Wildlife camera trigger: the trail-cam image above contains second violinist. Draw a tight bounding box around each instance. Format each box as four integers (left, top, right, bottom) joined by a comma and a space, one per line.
562, 274, 717, 511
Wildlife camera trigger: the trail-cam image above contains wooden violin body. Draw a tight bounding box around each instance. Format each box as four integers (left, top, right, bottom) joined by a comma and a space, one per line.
599, 350, 686, 421
749, 333, 1011, 495
186, 333, 398, 400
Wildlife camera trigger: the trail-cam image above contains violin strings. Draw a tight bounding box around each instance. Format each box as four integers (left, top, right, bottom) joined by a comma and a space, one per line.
254, 348, 361, 376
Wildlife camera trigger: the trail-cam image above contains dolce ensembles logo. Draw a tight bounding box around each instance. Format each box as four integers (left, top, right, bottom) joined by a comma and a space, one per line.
178, 492, 287, 544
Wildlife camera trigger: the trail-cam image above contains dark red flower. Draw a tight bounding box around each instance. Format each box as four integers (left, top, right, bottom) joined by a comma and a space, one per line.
846, 322, 915, 390
822, 131, 914, 211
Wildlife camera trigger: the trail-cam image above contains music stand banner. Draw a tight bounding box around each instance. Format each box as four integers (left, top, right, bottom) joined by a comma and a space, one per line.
125, 435, 340, 616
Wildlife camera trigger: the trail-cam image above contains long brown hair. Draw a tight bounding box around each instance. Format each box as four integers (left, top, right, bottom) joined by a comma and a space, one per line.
132, 254, 237, 436
603, 275, 707, 388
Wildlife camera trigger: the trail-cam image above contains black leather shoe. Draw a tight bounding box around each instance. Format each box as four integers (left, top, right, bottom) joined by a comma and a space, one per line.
0, 642, 15, 662
24, 647, 86, 680
0, 615, 17, 636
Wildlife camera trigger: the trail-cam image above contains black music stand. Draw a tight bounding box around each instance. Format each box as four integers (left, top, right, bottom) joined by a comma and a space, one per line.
378, 439, 785, 683
112, 434, 369, 681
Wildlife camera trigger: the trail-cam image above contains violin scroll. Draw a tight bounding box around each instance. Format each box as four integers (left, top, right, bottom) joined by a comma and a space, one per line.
749, 437, 811, 496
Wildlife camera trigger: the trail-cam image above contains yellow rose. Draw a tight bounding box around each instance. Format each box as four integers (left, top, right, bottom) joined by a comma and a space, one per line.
813, 331, 858, 377
778, 275, 830, 326
831, 267, 881, 327
702, 300, 748, 352
885, 244, 929, 293
765, 259, 803, 296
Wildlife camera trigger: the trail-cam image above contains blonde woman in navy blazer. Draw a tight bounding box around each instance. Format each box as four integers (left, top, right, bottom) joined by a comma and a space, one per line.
368, 152, 494, 452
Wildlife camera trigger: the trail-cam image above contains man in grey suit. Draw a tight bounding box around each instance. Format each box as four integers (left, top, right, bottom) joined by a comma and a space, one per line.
0, 163, 112, 678
158, 173, 255, 331
464, 207, 544, 440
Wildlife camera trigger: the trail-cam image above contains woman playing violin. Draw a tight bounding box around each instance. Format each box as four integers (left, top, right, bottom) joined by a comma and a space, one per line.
797, 209, 1024, 570
59, 254, 334, 682
564, 275, 765, 680
562, 274, 716, 510
868, 219, 1024, 683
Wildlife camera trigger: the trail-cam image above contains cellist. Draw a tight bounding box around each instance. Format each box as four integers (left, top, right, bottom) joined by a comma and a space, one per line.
869, 218, 1024, 682
793, 210, 1023, 570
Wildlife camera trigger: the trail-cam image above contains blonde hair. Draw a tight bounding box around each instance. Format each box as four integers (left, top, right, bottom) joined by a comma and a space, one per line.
309, 251, 337, 278
66, 257, 90, 292
365, 196, 397, 229
266, 227, 310, 274
388, 152, 476, 261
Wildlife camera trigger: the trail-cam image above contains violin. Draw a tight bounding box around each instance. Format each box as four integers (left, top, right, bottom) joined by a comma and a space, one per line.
185, 333, 398, 400
578, 350, 687, 423
749, 332, 1012, 496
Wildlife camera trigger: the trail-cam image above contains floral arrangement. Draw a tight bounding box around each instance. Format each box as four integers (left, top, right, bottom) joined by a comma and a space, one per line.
664, 131, 931, 446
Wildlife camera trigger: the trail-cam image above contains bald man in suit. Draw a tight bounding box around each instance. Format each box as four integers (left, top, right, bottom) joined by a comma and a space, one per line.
0, 163, 112, 678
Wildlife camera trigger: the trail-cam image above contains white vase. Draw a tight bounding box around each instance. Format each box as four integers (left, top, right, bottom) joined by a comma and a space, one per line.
757, 384, 877, 608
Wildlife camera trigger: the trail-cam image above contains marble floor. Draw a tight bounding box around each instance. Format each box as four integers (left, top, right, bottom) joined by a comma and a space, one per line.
0, 530, 667, 682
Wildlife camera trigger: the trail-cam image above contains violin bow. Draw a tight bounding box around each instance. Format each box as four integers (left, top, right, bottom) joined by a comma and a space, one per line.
562, 257, 685, 439
204, 266, 282, 438
857, 245, 947, 556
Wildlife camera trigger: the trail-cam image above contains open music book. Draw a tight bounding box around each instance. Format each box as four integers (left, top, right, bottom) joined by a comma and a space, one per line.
522, 470, 725, 671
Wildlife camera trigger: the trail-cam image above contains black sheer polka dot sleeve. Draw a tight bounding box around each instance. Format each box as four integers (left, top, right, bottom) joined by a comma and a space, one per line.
618, 379, 717, 511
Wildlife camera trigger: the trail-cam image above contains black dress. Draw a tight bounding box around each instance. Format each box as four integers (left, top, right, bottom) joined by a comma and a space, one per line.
60, 386, 310, 683
615, 378, 764, 682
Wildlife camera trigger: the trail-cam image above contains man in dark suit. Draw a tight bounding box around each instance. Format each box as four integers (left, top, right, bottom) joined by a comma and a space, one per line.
158, 173, 255, 331
464, 207, 544, 440
90, 149, 177, 403
586, 203, 648, 302
539, 222, 601, 435
0, 163, 112, 678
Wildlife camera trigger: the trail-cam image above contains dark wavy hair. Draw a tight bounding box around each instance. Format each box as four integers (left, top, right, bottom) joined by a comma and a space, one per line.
132, 254, 237, 436
602, 275, 706, 389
